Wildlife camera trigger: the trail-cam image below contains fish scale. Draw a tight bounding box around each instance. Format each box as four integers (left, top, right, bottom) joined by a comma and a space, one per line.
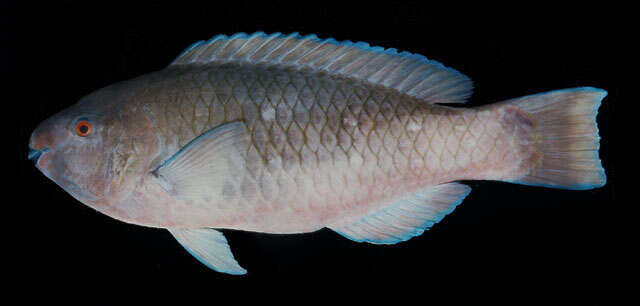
29, 32, 606, 274
125, 64, 517, 232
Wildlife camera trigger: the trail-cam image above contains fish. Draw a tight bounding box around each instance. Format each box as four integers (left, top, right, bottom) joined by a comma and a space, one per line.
28, 32, 607, 275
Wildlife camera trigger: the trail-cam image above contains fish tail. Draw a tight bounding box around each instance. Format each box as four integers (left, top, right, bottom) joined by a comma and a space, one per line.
503, 87, 607, 190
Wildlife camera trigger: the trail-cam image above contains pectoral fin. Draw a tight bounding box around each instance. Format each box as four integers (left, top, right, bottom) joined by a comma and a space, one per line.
328, 183, 471, 244
152, 121, 247, 203
169, 228, 247, 275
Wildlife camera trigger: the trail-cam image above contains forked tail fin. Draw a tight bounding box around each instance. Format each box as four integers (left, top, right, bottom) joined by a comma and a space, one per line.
506, 87, 607, 190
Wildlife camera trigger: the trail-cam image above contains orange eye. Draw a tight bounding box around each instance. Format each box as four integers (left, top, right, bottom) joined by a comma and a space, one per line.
75, 120, 92, 137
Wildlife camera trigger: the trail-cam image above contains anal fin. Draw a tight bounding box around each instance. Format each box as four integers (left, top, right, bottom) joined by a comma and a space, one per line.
328, 183, 471, 245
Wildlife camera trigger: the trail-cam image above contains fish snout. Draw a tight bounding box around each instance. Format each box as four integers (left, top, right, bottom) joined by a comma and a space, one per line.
29, 120, 58, 167
29, 121, 55, 151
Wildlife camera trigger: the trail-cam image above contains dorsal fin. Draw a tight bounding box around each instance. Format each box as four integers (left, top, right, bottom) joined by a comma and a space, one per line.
170, 32, 473, 104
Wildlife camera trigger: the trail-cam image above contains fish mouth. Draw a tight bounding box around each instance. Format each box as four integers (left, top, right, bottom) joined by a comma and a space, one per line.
28, 147, 49, 164
28, 146, 101, 203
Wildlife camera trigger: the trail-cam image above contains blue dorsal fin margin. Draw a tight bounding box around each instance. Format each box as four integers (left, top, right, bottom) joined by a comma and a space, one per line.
170, 32, 474, 104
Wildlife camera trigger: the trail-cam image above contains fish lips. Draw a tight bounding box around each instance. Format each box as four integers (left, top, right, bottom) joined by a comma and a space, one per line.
28, 147, 48, 164
28, 147, 52, 172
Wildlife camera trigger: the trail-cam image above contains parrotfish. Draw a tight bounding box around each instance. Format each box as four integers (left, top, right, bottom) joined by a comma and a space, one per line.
29, 32, 606, 275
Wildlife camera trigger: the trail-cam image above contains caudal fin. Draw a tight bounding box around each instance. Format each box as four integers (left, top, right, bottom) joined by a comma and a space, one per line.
508, 87, 607, 190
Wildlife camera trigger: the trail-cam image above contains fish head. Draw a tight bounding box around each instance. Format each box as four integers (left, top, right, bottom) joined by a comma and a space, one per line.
28, 83, 158, 214
29, 102, 111, 206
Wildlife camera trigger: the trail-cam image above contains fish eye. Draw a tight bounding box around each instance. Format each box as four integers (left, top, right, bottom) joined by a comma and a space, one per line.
75, 120, 92, 137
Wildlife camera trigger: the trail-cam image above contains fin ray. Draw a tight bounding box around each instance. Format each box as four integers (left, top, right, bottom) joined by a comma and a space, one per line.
170, 32, 473, 104
169, 228, 247, 275
328, 182, 471, 244
503, 87, 607, 189
152, 121, 247, 203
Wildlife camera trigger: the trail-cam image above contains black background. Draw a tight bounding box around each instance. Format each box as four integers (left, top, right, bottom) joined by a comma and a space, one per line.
8, 1, 617, 305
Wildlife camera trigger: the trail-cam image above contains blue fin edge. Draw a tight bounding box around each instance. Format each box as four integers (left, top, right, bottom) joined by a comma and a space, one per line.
507, 87, 607, 190
172, 32, 469, 82
332, 187, 471, 245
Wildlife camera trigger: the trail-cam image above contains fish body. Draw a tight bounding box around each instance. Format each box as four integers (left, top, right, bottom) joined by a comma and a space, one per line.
29, 33, 606, 274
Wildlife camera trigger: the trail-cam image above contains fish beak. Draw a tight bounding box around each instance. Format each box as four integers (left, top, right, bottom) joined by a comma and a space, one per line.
28, 147, 49, 164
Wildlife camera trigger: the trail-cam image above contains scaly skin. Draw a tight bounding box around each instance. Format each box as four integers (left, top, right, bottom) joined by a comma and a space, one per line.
99, 63, 532, 232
